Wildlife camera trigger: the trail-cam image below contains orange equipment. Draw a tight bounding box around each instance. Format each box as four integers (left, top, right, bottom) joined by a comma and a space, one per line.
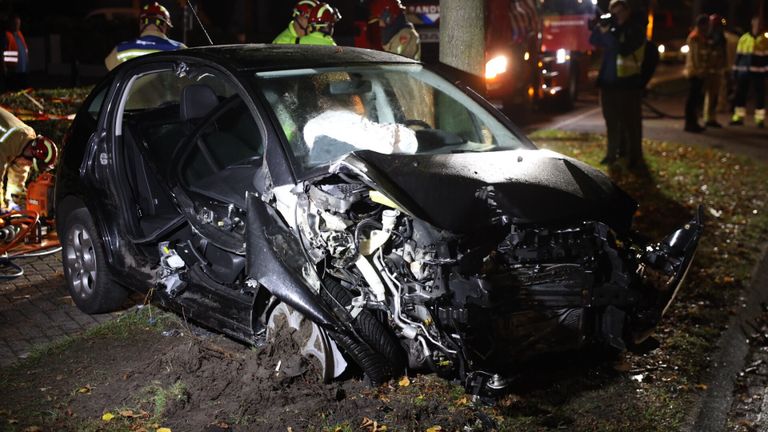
26, 172, 55, 218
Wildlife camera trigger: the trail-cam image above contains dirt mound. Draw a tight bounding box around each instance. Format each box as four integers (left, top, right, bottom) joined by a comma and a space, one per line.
3, 312, 489, 431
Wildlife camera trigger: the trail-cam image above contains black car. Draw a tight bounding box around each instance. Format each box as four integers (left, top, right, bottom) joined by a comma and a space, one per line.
56, 44, 701, 392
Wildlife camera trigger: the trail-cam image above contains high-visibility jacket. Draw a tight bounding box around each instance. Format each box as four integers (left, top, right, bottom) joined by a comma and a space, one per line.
273, 22, 302, 44
298, 32, 337, 46
104, 28, 186, 71
732, 31, 768, 78
4, 31, 28, 71
0, 107, 36, 207
382, 26, 421, 60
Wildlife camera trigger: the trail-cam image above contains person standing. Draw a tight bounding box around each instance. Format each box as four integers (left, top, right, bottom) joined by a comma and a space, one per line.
730, 16, 767, 128
298, 3, 341, 46
589, 0, 647, 167
703, 14, 727, 128
0, 107, 57, 212
104, 2, 186, 71
683, 15, 710, 133
367, 0, 421, 60
273, 0, 318, 44
4, 15, 29, 90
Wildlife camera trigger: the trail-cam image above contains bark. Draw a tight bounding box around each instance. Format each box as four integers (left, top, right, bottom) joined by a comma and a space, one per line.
439, 0, 486, 76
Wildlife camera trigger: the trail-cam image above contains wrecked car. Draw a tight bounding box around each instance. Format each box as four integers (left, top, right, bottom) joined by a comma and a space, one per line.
56, 45, 701, 392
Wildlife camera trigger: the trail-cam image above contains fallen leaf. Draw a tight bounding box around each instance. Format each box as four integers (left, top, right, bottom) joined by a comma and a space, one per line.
77, 385, 92, 394
120, 409, 137, 417
695, 384, 708, 391
398, 376, 410, 387
455, 396, 469, 406
23, 427, 43, 432
426, 427, 443, 432
156, 428, 172, 432
102, 412, 115, 421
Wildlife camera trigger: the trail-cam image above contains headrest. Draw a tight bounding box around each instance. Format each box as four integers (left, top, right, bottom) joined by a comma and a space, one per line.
180, 84, 218, 121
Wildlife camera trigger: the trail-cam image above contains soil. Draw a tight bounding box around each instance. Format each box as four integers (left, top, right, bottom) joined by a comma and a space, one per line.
0, 312, 490, 431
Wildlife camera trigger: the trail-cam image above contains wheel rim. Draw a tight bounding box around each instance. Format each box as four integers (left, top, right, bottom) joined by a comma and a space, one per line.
266, 303, 335, 382
64, 223, 97, 299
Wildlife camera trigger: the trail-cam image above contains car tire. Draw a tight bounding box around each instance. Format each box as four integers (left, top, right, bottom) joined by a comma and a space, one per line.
61, 207, 129, 314
322, 277, 406, 385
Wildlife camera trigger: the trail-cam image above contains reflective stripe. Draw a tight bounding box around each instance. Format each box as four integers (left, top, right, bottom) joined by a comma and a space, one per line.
0, 127, 19, 143
733, 106, 747, 120
3, 50, 17, 63
116, 49, 161, 62
756, 109, 766, 122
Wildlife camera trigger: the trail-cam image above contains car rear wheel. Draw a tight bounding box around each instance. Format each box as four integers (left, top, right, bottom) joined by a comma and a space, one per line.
62, 208, 128, 314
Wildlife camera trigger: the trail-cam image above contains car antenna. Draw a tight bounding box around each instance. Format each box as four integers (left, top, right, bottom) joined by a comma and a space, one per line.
186, 0, 214, 45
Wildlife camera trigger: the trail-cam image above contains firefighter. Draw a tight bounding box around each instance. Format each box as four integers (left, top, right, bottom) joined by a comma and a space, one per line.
273, 0, 318, 44
0, 107, 57, 212
368, 0, 421, 60
298, 3, 341, 46
4, 15, 29, 90
730, 16, 767, 128
683, 15, 710, 133
104, 2, 186, 71
703, 14, 727, 128
589, 0, 647, 167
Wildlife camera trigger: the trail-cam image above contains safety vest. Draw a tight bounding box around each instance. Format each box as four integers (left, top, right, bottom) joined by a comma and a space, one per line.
617, 43, 645, 78
273, 22, 301, 44
298, 32, 337, 46
733, 32, 768, 76
105, 29, 185, 71
4, 31, 27, 70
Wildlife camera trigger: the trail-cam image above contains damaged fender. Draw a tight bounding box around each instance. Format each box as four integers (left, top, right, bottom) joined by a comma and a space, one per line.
245, 192, 342, 330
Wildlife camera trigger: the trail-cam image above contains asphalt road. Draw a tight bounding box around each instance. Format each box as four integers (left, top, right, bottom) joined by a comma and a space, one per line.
518, 65, 768, 162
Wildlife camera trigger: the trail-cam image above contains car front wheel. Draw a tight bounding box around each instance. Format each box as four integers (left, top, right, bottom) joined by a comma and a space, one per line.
62, 207, 128, 314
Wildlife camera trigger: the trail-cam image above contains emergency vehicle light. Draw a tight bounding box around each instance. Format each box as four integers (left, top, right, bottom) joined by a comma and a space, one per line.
485, 55, 508, 80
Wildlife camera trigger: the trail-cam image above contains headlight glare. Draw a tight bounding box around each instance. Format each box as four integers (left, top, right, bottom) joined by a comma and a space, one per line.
485, 55, 508, 80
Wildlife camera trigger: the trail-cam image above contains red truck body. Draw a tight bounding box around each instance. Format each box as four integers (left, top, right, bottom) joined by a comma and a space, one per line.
377, 0, 597, 109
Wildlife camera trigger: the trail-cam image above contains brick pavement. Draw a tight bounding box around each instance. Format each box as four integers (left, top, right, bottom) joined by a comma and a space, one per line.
0, 252, 117, 367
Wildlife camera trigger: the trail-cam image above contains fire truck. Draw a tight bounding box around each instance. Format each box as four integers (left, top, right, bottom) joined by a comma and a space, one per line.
400, 0, 597, 110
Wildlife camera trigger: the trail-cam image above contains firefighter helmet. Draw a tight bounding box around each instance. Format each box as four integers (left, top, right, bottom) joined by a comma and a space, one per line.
29, 136, 58, 170
293, 0, 319, 19
308, 3, 341, 35
369, 0, 405, 26
709, 14, 724, 27
140, 2, 173, 28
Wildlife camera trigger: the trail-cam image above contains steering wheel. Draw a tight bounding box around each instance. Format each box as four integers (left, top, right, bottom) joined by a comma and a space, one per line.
404, 119, 432, 129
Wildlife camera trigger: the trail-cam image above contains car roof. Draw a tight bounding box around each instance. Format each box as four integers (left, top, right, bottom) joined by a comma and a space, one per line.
149, 44, 420, 72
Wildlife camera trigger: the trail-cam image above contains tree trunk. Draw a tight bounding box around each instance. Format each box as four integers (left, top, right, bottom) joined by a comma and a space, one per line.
439, 0, 485, 76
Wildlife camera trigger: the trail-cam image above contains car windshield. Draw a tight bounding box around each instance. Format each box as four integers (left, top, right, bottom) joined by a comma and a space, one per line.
254, 64, 526, 171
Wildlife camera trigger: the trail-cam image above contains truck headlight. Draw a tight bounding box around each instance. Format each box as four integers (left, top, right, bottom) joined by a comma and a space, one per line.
485, 55, 508, 79
556, 48, 567, 64
680, 44, 690, 54
658, 44, 666, 54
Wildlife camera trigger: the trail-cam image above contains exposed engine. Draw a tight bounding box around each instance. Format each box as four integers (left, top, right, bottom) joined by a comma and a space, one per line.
273, 171, 668, 383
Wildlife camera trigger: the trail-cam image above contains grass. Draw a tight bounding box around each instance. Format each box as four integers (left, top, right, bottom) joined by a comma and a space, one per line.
524, 130, 768, 431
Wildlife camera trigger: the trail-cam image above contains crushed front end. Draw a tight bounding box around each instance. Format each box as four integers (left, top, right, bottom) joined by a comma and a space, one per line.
272, 150, 702, 392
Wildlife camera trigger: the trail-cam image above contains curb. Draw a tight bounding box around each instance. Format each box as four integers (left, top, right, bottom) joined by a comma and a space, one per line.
686, 241, 768, 431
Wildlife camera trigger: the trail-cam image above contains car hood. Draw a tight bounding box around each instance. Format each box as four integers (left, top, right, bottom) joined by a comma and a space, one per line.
338, 149, 638, 234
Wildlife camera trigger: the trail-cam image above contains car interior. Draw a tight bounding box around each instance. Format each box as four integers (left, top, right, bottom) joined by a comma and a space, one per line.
118, 68, 264, 240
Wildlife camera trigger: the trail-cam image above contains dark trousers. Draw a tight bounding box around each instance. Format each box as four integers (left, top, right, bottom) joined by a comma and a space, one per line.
733, 74, 766, 110
600, 87, 643, 164
685, 77, 704, 127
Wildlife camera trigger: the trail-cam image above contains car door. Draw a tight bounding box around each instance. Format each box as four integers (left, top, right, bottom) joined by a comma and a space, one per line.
108, 59, 271, 341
